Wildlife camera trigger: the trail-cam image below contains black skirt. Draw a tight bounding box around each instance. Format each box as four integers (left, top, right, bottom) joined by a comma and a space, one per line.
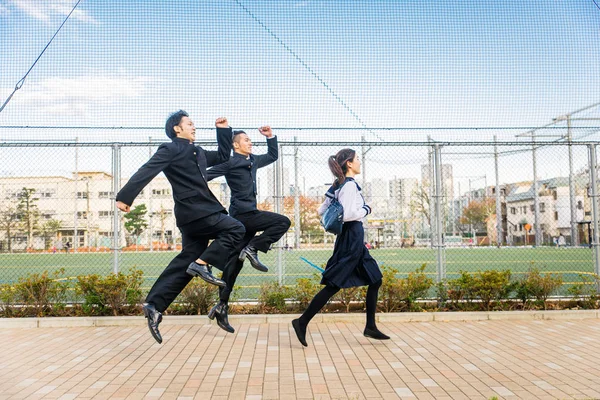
321, 221, 383, 288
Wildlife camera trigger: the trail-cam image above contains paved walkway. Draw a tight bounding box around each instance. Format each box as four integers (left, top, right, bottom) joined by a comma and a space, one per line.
1, 317, 600, 400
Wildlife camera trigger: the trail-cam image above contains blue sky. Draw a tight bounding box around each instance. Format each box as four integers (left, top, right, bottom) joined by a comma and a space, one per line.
0, 0, 599, 190
1, 0, 599, 135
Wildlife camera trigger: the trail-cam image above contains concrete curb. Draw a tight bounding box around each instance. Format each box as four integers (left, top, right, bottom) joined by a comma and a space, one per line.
1, 310, 598, 328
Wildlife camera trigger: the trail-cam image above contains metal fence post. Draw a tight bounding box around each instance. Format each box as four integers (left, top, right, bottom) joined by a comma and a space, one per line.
73, 137, 79, 251
112, 143, 121, 274
494, 136, 503, 246
532, 136, 541, 246
433, 144, 446, 282
567, 116, 579, 246
275, 143, 284, 285
588, 144, 600, 292
294, 137, 301, 249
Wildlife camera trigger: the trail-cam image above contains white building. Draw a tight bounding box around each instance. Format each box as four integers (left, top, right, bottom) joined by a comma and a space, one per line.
0, 172, 228, 251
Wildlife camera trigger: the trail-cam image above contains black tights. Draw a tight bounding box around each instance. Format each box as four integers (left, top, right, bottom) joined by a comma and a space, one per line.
298, 279, 382, 329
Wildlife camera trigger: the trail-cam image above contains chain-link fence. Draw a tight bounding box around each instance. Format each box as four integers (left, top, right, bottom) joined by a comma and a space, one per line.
1, 132, 599, 299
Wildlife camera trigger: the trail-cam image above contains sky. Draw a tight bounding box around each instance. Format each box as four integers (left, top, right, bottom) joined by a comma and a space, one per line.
0, 0, 599, 193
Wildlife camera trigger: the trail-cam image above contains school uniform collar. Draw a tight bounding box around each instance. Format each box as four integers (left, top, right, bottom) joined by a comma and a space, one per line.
325, 177, 361, 198
233, 152, 253, 160
172, 137, 194, 144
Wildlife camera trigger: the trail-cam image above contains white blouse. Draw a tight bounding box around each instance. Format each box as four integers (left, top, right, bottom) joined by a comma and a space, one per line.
318, 179, 372, 222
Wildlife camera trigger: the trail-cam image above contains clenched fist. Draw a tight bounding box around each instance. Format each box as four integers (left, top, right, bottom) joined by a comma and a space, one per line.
215, 117, 229, 128
258, 126, 273, 138
116, 201, 131, 213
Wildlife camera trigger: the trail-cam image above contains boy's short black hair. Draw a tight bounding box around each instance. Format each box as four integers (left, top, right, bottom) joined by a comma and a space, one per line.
165, 110, 189, 139
232, 130, 246, 143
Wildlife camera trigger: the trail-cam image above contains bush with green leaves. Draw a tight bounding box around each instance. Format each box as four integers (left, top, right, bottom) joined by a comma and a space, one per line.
333, 286, 366, 313
470, 270, 513, 311
16, 268, 70, 317
379, 265, 403, 312
514, 267, 563, 310
291, 274, 322, 310
258, 281, 292, 313
567, 274, 599, 309
0, 283, 19, 317
397, 264, 434, 311
176, 278, 219, 315
447, 271, 476, 308
75, 270, 143, 316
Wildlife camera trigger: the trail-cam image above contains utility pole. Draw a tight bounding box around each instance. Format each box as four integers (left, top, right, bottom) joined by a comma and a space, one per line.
294, 137, 300, 249
494, 136, 502, 246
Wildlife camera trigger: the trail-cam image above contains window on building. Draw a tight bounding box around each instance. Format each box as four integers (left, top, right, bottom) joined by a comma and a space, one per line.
577, 201, 583, 210
522, 206, 527, 214
39, 189, 55, 198
99, 211, 114, 219
76, 192, 88, 199
540, 203, 545, 213
510, 207, 516, 215
554, 211, 559, 221
152, 188, 171, 197
42, 212, 55, 220
553, 190, 557, 200
76, 211, 88, 219
518, 224, 523, 232
98, 191, 114, 199
530, 205, 535, 212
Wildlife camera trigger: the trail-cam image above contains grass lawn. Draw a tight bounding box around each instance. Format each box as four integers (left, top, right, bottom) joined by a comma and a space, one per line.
0, 246, 594, 299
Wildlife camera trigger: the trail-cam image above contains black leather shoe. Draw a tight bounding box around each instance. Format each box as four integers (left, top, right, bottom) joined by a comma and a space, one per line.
142, 303, 163, 344
238, 246, 269, 272
187, 262, 226, 287
208, 302, 235, 333
292, 318, 308, 347
364, 327, 390, 340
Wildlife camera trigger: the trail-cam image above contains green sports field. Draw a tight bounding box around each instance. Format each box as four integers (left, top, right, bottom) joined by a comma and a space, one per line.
0, 247, 594, 299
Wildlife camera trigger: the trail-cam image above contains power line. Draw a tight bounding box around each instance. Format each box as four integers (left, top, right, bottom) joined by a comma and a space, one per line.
232, 0, 385, 142
0, 0, 84, 114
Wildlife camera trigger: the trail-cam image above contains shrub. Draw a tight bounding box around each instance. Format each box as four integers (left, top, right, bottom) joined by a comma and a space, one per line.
470, 270, 512, 311
567, 274, 599, 309
515, 267, 563, 310
379, 265, 403, 312
333, 286, 364, 313
16, 269, 70, 317
291, 274, 322, 310
447, 271, 475, 308
258, 281, 291, 313
177, 279, 219, 315
76, 270, 143, 316
0, 283, 19, 317
397, 264, 434, 311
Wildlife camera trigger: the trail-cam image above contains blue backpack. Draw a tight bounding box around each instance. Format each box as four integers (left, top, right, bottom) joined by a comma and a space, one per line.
320, 182, 346, 235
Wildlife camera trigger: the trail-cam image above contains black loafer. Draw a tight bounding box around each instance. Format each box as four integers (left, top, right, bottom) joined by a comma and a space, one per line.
364, 327, 390, 340
238, 246, 269, 272
187, 262, 226, 287
142, 303, 163, 344
292, 318, 308, 347
208, 302, 235, 333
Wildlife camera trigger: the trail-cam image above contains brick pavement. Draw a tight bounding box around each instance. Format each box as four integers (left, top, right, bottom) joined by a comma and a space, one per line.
1, 317, 600, 399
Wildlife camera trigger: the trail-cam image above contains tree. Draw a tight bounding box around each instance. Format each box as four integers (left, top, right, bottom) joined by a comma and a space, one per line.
409, 185, 430, 226
156, 204, 169, 244
123, 204, 148, 246
0, 204, 20, 253
17, 188, 40, 249
39, 219, 62, 250
459, 198, 495, 232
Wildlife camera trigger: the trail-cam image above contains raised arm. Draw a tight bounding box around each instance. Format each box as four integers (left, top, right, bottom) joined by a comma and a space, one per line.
116, 144, 174, 211
206, 159, 231, 182
254, 126, 278, 169
205, 117, 233, 167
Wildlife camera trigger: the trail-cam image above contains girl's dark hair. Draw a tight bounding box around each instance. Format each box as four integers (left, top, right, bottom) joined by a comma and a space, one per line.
165, 110, 189, 139
328, 148, 356, 185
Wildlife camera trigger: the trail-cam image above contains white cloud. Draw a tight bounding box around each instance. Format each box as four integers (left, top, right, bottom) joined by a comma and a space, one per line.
8, 0, 98, 24
14, 75, 150, 115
